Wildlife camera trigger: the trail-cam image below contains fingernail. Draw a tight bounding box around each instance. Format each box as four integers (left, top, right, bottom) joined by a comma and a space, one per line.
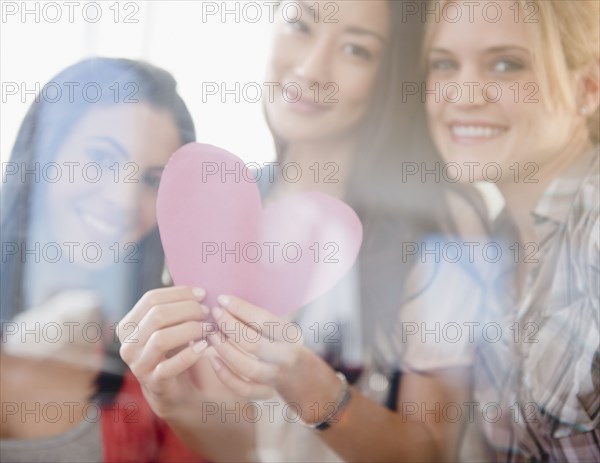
212, 306, 223, 319
192, 288, 206, 299
209, 355, 222, 371
193, 340, 208, 354
217, 295, 230, 307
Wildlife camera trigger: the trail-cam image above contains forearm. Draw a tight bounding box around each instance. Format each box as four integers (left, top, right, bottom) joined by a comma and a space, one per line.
278, 349, 461, 462
319, 390, 441, 463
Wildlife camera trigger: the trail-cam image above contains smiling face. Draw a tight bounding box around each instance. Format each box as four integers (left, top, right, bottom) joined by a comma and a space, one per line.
265, 0, 390, 144
43, 103, 180, 267
424, 1, 591, 183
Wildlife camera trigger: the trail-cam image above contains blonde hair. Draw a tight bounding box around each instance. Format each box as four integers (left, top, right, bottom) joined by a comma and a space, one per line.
422, 0, 600, 144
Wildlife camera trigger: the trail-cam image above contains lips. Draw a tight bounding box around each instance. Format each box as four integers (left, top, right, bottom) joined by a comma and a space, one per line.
282, 85, 332, 114
287, 98, 331, 114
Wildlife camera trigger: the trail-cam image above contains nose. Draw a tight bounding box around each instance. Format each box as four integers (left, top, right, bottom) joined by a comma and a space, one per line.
293, 38, 332, 85
448, 65, 488, 109
100, 177, 140, 226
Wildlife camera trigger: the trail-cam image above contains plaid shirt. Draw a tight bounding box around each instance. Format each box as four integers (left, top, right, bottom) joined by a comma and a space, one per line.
475, 148, 600, 462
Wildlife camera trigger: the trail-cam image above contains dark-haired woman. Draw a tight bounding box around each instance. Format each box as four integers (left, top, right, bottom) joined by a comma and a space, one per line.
0, 57, 202, 462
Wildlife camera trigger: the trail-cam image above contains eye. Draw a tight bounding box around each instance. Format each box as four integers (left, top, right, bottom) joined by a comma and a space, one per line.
86, 147, 117, 168
287, 18, 310, 34
342, 44, 373, 61
428, 58, 458, 73
142, 170, 162, 189
491, 58, 525, 73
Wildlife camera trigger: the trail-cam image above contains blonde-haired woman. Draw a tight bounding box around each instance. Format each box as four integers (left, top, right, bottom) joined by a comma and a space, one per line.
424, 0, 599, 460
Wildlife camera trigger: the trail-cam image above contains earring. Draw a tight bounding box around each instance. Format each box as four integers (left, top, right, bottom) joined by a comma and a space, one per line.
579, 106, 589, 116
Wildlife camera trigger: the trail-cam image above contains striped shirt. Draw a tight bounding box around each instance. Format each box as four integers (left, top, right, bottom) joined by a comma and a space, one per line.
475, 148, 600, 462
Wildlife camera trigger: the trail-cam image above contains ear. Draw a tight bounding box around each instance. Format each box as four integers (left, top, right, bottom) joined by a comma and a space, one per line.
577, 60, 600, 116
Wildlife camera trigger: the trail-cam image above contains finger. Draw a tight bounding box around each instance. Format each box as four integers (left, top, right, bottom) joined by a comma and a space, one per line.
206, 331, 279, 384
216, 295, 300, 343
118, 286, 206, 337
152, 340, 208, 386
211, 306, 299, 364
131, 321, 210, 376
135, 300, 210, 345
207, 354, 274, 400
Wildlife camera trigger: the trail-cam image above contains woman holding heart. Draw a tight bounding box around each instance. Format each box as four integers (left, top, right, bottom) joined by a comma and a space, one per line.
118, 1, 475, 462
0, 58, 202, 462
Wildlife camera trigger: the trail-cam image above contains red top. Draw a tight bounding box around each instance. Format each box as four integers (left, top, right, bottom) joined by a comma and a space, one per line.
101, 371, 204, 463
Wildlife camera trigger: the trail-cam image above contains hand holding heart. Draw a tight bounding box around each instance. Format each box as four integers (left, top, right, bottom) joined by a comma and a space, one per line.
118, 286, 214, 419
205, 293, 344, 422
118, 286, 341, 425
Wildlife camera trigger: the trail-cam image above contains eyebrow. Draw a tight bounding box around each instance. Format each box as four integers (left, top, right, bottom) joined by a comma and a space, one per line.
429, 45, 530, 54
345, 26, 387, 43
89, 136, 128, 160
297, 0, 387, 43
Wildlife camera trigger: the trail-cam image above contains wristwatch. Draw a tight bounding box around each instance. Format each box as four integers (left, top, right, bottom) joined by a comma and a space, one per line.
303, 372, 352, 431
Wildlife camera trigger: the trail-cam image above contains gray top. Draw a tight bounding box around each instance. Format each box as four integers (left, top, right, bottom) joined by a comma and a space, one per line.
0, 417, 103, 463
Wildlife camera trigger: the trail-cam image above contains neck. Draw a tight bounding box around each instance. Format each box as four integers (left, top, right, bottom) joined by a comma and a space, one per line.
498, 135, 592, 243
275, 135, 357, 198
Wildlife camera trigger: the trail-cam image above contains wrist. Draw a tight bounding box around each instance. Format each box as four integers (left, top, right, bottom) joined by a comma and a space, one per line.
276, 347, 351, 428
301, 372, 352, 430
275, 344, 314, 397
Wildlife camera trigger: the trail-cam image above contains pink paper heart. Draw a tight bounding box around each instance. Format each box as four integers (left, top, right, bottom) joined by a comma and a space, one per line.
156, 143, 363, 316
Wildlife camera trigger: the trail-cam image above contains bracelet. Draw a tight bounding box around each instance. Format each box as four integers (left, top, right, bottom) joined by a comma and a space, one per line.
303, 372, 352, 431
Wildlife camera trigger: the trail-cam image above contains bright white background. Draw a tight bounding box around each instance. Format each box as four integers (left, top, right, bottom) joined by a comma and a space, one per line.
1, 0, 279, 165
